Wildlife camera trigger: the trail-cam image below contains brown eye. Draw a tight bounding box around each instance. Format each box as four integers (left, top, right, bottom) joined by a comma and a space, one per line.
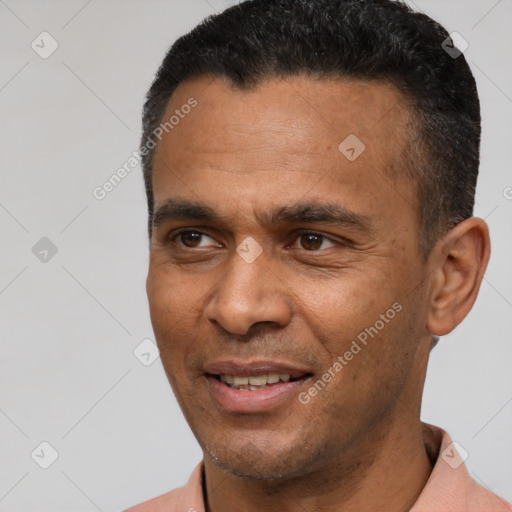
173, 230, 218, 248
180, 231, 202, 247
296, 233, 336, 251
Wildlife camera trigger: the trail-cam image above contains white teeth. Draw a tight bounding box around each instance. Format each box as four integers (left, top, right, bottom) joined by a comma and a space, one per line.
249, 375, 267, 386
267, 373, 280, 383
218, 373, 294, 389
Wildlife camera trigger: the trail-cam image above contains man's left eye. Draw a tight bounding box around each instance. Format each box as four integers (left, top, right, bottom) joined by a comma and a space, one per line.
292, 232, 337, 251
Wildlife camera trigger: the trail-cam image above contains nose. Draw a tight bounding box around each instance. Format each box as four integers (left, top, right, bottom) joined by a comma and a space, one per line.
204, 248, 293, 335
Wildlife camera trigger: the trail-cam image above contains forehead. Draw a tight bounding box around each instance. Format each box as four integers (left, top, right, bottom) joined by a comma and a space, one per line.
159, 74, 409, 153
151, 74, 417, 232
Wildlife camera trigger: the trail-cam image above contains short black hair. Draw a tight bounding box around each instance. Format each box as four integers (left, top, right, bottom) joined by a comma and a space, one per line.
141, 0, 480, 256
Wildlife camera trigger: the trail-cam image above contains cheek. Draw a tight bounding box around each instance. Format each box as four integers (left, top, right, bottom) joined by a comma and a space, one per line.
148, 260, 196, 311
146, 264, 200, 354
296, 268, 411, 403
296, 271, 386, 342
146, 269, 200, 400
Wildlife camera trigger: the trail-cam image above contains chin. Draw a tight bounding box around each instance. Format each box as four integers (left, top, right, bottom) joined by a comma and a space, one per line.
204, 439, 316, 481
215, 460, 296, 481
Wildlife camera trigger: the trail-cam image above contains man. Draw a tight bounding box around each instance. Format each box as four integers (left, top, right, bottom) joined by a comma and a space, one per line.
125, 0, 511, 510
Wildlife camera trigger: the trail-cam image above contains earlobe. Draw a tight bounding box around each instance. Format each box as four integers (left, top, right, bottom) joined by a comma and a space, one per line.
426, 218, 491, 336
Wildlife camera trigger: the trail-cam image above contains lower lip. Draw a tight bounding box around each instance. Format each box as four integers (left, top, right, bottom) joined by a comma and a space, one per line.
205, 375, 310, 413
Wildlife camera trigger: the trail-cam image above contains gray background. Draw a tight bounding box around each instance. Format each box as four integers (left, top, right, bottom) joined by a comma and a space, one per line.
0, 0, 511, 510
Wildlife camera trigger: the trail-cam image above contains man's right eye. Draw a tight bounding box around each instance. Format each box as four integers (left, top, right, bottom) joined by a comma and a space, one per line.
171, 230, 220, 248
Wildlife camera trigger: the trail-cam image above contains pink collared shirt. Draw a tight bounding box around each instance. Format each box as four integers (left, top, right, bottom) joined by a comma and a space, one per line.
124, 424, 511, 512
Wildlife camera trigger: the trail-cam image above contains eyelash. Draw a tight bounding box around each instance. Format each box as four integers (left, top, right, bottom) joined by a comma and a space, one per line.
168, 229, 342, 251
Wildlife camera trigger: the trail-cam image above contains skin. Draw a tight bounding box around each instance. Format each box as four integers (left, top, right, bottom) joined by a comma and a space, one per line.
145, 75, 490, 512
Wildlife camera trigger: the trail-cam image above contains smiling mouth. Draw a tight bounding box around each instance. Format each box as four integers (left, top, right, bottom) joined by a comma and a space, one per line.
208, 373, 311, 391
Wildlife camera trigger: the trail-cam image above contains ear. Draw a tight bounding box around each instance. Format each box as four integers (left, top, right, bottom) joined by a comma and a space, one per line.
426, 217, 491, 336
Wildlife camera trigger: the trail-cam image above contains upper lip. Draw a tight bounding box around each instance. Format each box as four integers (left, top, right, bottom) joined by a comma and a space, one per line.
204, 360, 312, 379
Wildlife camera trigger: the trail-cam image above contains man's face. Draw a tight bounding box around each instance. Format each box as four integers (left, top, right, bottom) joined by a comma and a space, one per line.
146, 75, 432, 479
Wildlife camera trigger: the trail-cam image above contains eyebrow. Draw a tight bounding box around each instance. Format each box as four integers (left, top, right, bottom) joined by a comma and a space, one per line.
152, 197, 372, 233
